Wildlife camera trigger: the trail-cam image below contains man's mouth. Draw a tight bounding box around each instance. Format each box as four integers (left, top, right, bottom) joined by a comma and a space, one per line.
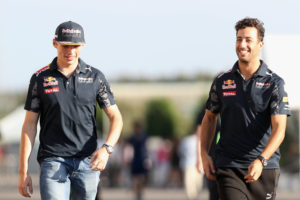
65, 55, 75, 61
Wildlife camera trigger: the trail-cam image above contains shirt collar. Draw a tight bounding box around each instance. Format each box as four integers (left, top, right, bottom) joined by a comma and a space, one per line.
49, 57, 88, 74
77, 58, 88, 73
232, 60, 269, 77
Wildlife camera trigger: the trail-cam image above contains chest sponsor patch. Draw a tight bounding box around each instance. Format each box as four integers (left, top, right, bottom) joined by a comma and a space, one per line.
255, 82, 270, 88
43, 77, 58, 87
78, 77, 93, 83
44, 87, 60, 94
223, 91, 236, 97
222, 79, 236, 89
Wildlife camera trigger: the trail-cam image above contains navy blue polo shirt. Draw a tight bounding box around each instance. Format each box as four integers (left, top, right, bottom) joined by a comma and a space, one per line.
206, 60, 291, 169
25, 57, 116, 162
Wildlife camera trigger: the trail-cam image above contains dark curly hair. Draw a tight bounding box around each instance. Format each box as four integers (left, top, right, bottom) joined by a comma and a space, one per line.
235, 17, 265, 41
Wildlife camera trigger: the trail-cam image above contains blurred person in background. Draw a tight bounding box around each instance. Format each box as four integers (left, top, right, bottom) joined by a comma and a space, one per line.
179, 117, 204, 200
128, 121, 152, 200
167, 136, 182, 187
196, 106, 220, 200
18, 21, 123, 199
200, 17, 290, 200
154, 139, 171, 187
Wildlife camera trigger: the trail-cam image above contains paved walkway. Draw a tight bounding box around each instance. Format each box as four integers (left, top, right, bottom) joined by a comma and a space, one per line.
1, 174, 299, 200
100, 188, 300, 200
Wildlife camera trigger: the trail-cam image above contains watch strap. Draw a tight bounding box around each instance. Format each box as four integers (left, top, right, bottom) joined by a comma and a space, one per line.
257, 155, 268, 167
102, 144, 113, 154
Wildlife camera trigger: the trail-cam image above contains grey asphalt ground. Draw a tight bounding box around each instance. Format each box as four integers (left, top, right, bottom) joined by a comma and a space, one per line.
1, 175, 299, 200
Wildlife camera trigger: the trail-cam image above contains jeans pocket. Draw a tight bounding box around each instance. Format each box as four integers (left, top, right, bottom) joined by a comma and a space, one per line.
80, 157, 93, 171
40, 157, 68, 182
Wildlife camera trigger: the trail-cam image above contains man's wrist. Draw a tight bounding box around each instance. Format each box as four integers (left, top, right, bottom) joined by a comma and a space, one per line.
257, 155, 268, 167
102, 144, 114, 154
18, 170, 29, 176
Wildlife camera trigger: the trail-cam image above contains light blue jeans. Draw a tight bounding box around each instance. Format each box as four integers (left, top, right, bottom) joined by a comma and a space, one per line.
40, 156, 100, 200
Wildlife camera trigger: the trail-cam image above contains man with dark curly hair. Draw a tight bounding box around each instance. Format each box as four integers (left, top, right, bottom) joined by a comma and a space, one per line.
200, 17, 290, 200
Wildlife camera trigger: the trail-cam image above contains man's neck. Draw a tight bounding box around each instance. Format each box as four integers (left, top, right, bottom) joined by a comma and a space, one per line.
238, 59, 261, 81
57, 59, 79, 78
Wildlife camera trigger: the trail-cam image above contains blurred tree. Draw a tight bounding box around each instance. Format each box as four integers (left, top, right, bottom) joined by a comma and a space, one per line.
116, 101, 146, 138
145, 98, 179, 139
189, 95, 208, 133
280, 110, 299, 173
96, 105, 104, 137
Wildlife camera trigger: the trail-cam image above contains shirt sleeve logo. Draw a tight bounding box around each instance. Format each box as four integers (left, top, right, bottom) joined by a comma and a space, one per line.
43, 77, 58, 87
282, 97, 289, 103
222, 79, 236, 89
44, 87, 60, 94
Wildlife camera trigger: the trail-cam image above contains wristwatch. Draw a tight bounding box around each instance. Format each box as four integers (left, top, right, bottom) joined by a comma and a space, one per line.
102, 144, 114, 154
257, 155, 268, 167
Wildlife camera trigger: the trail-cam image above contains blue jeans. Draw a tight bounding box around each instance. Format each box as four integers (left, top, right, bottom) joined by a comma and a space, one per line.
40, 156, 100, 200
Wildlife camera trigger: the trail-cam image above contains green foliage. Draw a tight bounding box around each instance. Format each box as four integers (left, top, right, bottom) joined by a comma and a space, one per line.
113, 72, 215, 83
95, 105, 104, 137
279, 110, 299, 173
188, 95, 208, 133
116, 100, 146, 138
145, 98, 179, 139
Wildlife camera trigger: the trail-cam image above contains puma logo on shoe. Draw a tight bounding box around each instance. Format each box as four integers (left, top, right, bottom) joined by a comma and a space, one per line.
266, 193, 273, 199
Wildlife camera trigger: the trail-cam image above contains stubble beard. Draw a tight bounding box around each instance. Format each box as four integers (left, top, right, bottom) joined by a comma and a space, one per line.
239, 57, 249, 64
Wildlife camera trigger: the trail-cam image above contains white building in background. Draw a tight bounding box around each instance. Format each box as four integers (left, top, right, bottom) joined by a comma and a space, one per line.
0, 106, 26, 144
263, 34, 300, 109
263, 34, 300, 175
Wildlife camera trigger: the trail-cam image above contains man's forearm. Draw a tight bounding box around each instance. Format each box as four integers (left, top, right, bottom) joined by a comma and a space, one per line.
201, 114, 217, 155
103, 105, 123, 146
19, 127, 37, 174
19, 112, 39, 174
260, 114, 287, 159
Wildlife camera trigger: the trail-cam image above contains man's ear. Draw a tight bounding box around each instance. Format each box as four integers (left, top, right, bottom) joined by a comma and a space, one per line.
53, 39, 57, 48
260, 41, 264, 48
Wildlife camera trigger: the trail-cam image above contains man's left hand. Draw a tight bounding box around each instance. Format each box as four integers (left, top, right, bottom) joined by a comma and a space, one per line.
244, 159, 263, 183
89, 147, 109, 171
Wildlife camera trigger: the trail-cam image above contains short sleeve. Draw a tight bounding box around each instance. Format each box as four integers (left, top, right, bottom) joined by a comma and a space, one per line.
96, 72, 116, 108
24, 74, 41, 113
270, 79, 291, 116
206, 77, 221, 113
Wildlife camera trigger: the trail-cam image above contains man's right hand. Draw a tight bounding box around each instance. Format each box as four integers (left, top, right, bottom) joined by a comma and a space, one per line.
201, 152, 216, 181
18, 173, 33, 198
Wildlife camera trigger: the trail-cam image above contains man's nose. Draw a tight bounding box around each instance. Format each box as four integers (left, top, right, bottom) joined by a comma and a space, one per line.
240, 40, 247, 48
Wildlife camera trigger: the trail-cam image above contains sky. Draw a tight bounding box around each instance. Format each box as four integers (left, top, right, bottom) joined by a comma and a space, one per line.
1, 0, 300, 91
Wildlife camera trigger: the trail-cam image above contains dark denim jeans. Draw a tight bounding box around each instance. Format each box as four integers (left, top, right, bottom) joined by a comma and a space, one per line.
40, 156, 100, 200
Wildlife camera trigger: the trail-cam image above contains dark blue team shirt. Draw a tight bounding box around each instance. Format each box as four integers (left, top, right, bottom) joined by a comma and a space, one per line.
25, 57, 116, 162
206, 60, 291, 169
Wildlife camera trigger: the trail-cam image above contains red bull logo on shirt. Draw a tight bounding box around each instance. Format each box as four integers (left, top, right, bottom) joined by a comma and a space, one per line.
222, 79, 236, 89
43, 77, 58, 87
